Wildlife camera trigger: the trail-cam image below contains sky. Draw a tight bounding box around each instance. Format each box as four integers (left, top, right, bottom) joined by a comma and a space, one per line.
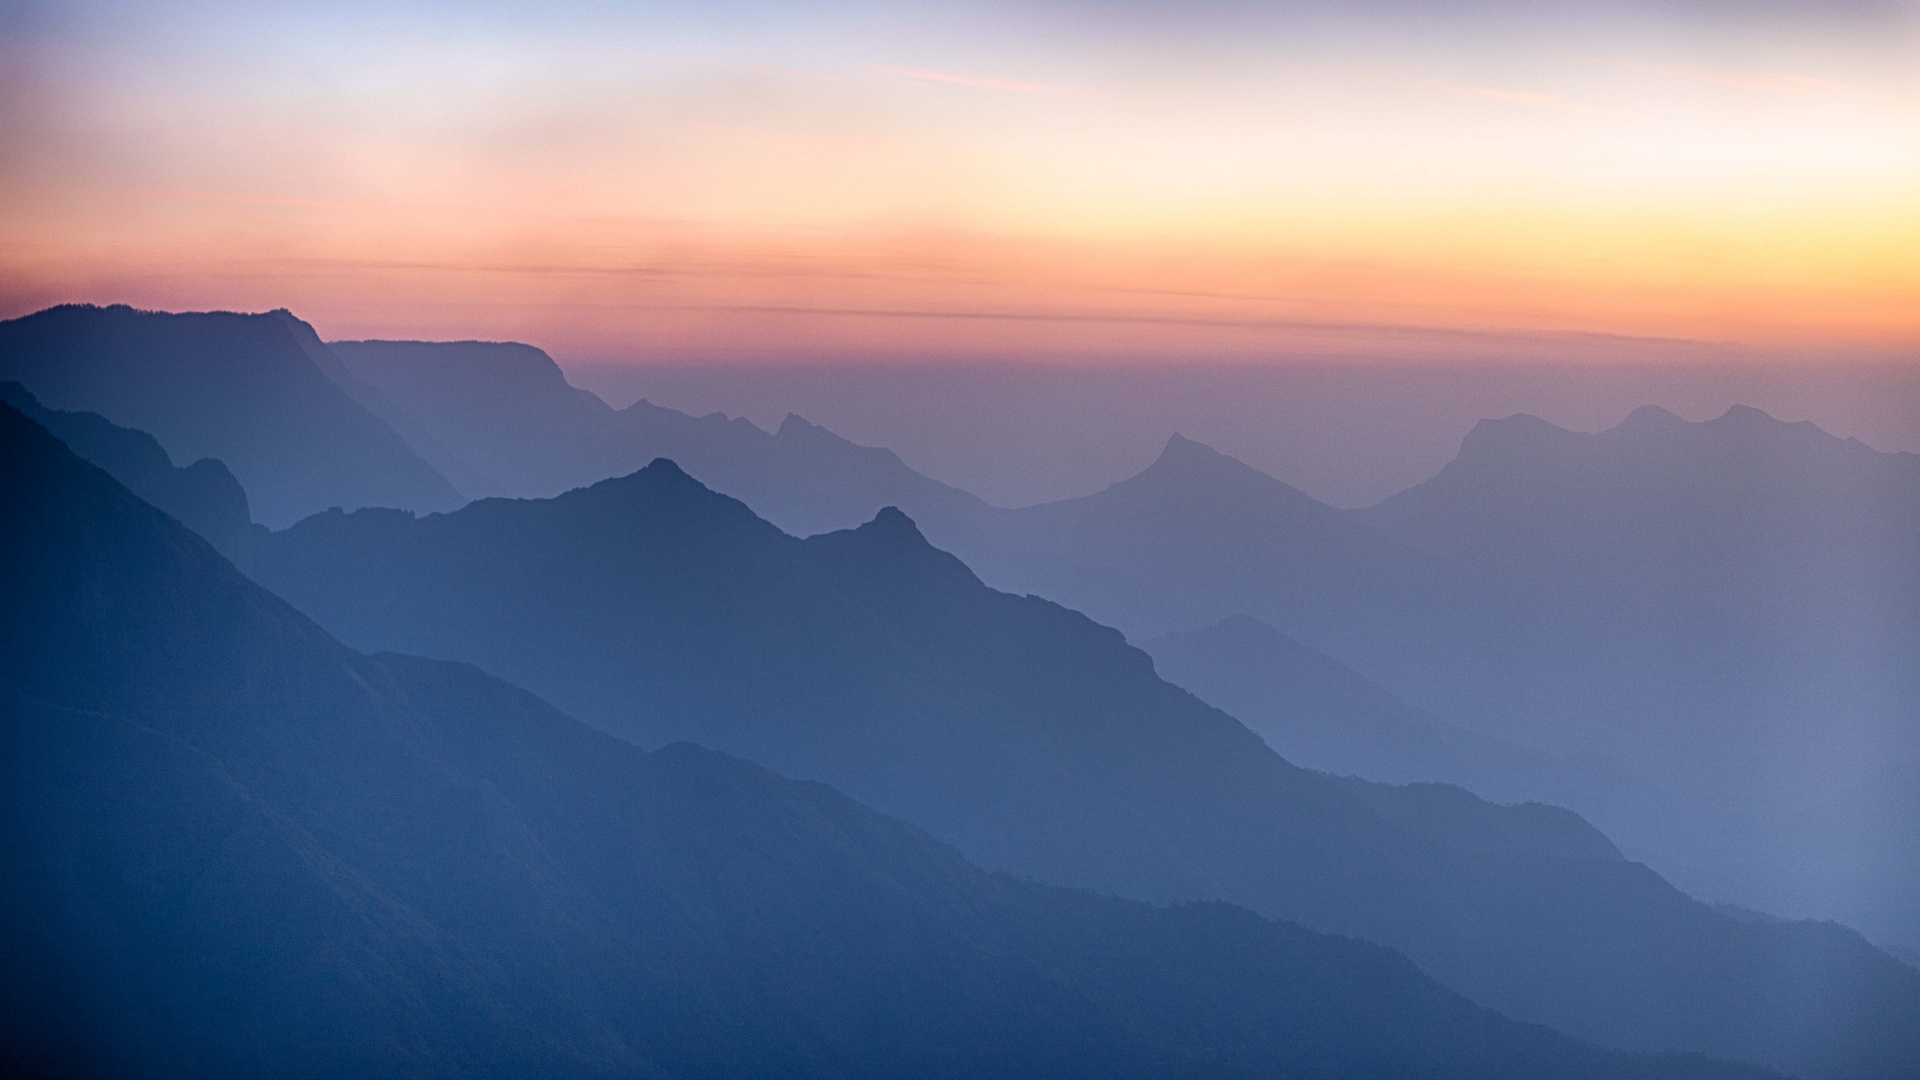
3, 0, 1918, 363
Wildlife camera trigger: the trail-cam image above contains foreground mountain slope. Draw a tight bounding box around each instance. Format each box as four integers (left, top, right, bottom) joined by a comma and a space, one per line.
5, 401, 1763, 1080
327, 338, 988, 535
253, 461, 1920, 1079
0, 380, 260, 565
0, 305, 463, 525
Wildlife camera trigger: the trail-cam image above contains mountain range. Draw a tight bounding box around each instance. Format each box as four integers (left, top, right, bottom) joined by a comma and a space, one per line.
326, 338, 990, 537
931, 410, 1920, 944
0, 306, 463, 526
0, 380, 261, 566
6, 302, 1914, 1075
249, 456, 1920, 1080
2, 399, 1788, 1080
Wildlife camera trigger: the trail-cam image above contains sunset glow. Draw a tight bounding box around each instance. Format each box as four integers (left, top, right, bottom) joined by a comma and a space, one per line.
4, 0, 1917, 359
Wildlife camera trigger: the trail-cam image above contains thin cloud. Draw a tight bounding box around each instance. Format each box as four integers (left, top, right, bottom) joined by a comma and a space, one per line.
1598, 58, 1878, 100
727, 62, 859, 85
1439, 83, 1606, 114
865, 65, 1088, 96
129, 189, 348, 209
584, 302, 1715, 347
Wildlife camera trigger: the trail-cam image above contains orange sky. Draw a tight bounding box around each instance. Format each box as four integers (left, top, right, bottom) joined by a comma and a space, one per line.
3, 1, 1917, 360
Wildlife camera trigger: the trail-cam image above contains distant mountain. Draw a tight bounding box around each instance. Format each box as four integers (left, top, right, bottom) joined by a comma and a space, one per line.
1141, 614, 1655, 813
272, 314, 496, 498
926, 433, 1381, 634
1353, 407, 1920, 758
327, 339, 989, 535
0, 380, 261, 566
932, 414, 1920, 944
251, 461, 1920, 1080
0, 305, 463, 526
2, 401, 1779, 1080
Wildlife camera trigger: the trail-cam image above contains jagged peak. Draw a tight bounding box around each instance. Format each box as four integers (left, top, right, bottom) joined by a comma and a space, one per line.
775, 414, 893, 457
1139, 433, 1260, 479
776, 412, 824, 437
811, 503, 980, 585
1158, 432, 1221, 460
574, 456, 716, 501
1091, 431, 1331, 512
860, 504, 923, 539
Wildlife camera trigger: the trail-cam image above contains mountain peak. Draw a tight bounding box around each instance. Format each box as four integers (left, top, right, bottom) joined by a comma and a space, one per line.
844, 505, 943, 557
804, 503, 979, 588
1452, 413, 1574, 462
1140, 433, 1262, 480
776, 412, 825, 438
1618, 404, 1686, 430
578, 456, 741, 512
640, 456, 693, 481
863, 504, 921, 536
1715, 403, 1782, 427
1159, 432, 1218, 460
1068, 429, 1334, 519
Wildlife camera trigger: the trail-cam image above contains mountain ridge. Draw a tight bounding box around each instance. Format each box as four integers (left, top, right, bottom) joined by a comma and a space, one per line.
0, 304, 463, 525
4, 397, 1778, 1080
251, 451, 1920, 1080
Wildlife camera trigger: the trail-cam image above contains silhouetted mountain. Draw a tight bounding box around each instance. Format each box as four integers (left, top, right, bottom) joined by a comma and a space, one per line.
1350, 407, 1920, 764
3, 401, 1774, 1080
926, 433, 1380, 633
1142, 614, 1656, 817
931, 416, 1920, 945
327, 339, 989, 535
272, 314, 495, 498
0, 381, 261, 566
0, 305, 463, 525
251, 460, 1920, 1079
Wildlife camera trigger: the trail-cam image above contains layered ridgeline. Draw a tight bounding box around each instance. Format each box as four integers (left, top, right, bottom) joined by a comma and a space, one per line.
326, 339, 989, 537
0, 306, 462, 526
309, 336, 1916, 940
928, 418, 1920, 947
251, 461, 1920, 1080
3, 403, 1783, 1080
0, 381, 261, 567
12, 307, 1911, 953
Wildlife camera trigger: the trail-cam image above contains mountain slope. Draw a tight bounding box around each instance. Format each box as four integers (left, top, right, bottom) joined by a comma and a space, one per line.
1141, 614, 1655, 815
0, 380, 260, 565
3, 398, 1775, 1080
939, 416, 1920, 943
0, 305, 463, 525
251, 459, 1920, 1080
